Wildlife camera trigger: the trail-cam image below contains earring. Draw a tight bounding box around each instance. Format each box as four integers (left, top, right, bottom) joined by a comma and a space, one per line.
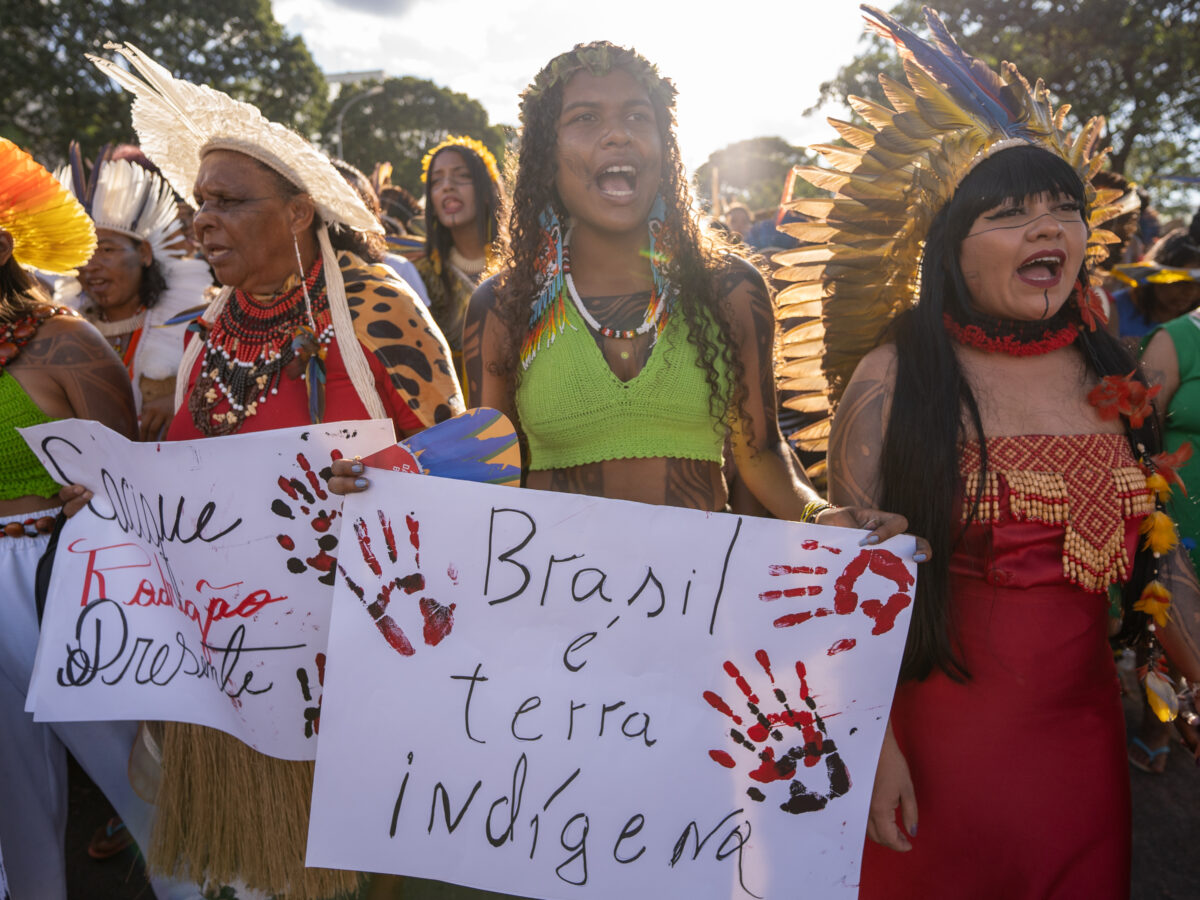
292, 232, 317, 331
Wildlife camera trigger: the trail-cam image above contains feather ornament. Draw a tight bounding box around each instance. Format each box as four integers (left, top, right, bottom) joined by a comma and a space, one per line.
1140, 510, 1179, 556
773, 6, 1119, 452
0, 138, 96, 273
88, 43, 380, 235
1134, 580, 1173, 628
1143, 668, 1179, 723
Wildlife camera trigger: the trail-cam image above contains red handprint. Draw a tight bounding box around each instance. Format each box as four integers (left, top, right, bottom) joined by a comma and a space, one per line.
338, 509, 456, 657
705, 649, 850, 814
296, 652, 325, 738
760, 548, 913, 636
271, 450, 343, 586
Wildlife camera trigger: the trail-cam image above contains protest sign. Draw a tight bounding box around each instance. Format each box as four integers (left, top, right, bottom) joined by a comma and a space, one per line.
19, 418, 394, 760
308, 470, 916, 898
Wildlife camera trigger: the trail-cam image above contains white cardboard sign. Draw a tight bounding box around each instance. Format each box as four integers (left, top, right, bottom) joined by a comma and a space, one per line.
20, 419, 394, 760
308, 470, 916, 898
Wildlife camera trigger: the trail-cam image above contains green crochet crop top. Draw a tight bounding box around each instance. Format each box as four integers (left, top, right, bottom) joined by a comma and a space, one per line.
516, 299, 728, 470
0, 373, 61, 500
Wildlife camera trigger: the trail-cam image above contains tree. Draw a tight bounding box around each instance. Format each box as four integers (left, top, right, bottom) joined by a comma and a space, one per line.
812, 1, 1200, 215
0, 0, 327, 168
694, 137, 825, 214
328, 78, 507, 195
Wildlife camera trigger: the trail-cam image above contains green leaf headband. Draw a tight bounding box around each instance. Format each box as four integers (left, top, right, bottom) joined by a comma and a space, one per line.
520, 41, 677, 123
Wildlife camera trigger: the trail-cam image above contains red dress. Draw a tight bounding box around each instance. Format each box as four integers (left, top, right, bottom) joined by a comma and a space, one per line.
859, 433, 1151, 900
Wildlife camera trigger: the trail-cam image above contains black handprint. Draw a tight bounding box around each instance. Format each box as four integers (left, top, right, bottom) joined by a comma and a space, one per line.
271, 451, 342, 586
296, 651, 325, 738
705, 649, 850, 814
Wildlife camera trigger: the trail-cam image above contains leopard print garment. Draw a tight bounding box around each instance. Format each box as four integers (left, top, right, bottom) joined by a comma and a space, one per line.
338, 251, 464, 428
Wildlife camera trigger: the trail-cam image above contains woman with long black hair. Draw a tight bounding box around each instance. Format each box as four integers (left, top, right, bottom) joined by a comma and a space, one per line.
780, 9, 1200, 898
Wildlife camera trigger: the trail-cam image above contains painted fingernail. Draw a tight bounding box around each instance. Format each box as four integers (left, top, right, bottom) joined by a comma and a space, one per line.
909, 824, 917, 837
350, 462, 364, 474
913, 552, 928, 562
859, 534, 880, 546
354, 478, 368, 489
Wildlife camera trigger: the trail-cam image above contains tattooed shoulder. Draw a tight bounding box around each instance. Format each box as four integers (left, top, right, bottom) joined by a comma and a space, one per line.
23, 316, 119, 368
827, 345, 897, 507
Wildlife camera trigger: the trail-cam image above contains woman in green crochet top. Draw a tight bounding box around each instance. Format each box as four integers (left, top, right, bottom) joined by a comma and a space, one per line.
336, 41, 924, 538
460, 42, 922, 535
328, 40, 929, 900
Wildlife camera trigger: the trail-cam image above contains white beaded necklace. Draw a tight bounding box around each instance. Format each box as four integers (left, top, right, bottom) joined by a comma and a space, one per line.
564, 245, 664, 340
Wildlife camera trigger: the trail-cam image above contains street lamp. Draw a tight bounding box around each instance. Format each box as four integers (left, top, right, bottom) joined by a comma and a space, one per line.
335, 85, 385, 161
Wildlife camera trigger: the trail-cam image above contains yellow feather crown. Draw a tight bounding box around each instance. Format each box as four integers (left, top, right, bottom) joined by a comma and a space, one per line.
0, 139, 96, 274
420, 136, 501, 187
775, 5, 1129, 452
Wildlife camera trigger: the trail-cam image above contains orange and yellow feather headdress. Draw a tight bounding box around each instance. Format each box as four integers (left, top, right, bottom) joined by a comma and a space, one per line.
776, 5, 1129, 453
0, 138, 96, 273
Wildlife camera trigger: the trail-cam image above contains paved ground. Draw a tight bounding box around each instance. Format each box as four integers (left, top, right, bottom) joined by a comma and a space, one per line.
65, 689, 1200, 900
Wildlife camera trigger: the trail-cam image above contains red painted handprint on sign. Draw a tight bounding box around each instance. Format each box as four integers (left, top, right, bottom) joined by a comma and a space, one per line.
338, 509, 456, 656
760, 547, 913, 637
705, 650, 850, 814
271, 451, 343, 586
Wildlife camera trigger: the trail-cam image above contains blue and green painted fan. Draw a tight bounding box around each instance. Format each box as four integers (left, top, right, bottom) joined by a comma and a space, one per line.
361, 407, 520, 487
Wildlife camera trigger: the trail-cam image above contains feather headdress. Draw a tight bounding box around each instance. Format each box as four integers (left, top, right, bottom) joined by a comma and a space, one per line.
88, 43, 389, 426
56, 145, 188, 264
776, 5, 1128, 452
87, 43, 380, 234
52, 146, 214, 402
420, 135, 502, 187
0, 138, 96, 273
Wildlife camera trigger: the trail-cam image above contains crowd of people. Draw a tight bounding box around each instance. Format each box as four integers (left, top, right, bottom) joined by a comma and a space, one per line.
2, 9, 1200, 900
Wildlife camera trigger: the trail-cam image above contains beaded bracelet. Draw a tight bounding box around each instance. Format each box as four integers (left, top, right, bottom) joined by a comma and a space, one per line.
800, 500, 833, 523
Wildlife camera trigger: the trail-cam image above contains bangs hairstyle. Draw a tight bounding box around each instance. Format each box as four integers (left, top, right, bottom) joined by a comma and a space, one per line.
936, 145, 1089, 324
879, 144, 1158, 684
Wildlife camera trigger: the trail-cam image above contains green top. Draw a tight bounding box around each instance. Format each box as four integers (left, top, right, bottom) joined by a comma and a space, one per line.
0, 372, 60, 500
1155, 313, 1200, 574
516, 297, 728, 470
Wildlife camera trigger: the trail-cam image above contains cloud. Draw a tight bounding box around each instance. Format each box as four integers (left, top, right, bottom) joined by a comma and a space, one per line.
326, 0, 418, 13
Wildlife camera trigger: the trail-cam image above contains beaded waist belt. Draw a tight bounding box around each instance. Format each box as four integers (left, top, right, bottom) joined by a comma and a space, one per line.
0, 515, 57, 539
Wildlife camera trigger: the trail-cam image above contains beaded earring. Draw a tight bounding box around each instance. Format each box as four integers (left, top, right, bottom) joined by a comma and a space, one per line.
520, 196, 677, 368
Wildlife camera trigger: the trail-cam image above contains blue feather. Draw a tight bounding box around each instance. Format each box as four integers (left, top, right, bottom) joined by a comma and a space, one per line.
861, 5, 1018, 132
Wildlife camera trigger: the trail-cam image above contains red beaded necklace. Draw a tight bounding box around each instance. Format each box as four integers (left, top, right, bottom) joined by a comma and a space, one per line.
942, 311, 1079, 356
188, 259, 331, 436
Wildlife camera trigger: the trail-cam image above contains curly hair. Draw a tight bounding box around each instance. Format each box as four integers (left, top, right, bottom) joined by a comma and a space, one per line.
494, 41, 750, 431
423, 143, 507, 299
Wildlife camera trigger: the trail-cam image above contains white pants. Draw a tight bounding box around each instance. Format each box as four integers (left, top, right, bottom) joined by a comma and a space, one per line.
0, 510, 198, 900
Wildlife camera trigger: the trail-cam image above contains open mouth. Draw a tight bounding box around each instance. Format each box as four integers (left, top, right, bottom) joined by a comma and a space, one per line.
1017, 251, 1065, 286
596, 164, 638, 199
204, 245, 232, 265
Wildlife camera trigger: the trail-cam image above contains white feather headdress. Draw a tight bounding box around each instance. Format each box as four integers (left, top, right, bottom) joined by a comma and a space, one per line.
88, 42, 389, 424
87, 42, 381, 234
56, 155, 186, 263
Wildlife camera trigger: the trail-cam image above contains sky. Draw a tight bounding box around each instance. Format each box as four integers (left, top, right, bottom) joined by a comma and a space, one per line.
270, 0, 876, 170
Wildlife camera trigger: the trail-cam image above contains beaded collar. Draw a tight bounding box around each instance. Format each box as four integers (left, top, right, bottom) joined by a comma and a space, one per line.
943, 305, 1079, 356
188, 259, 330, 436
85, 308, 146, 338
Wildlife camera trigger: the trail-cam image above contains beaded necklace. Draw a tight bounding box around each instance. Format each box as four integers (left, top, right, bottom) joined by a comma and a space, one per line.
943, 305, 1079, 357
564, 244, 666, 340
189, 259, 330, 436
